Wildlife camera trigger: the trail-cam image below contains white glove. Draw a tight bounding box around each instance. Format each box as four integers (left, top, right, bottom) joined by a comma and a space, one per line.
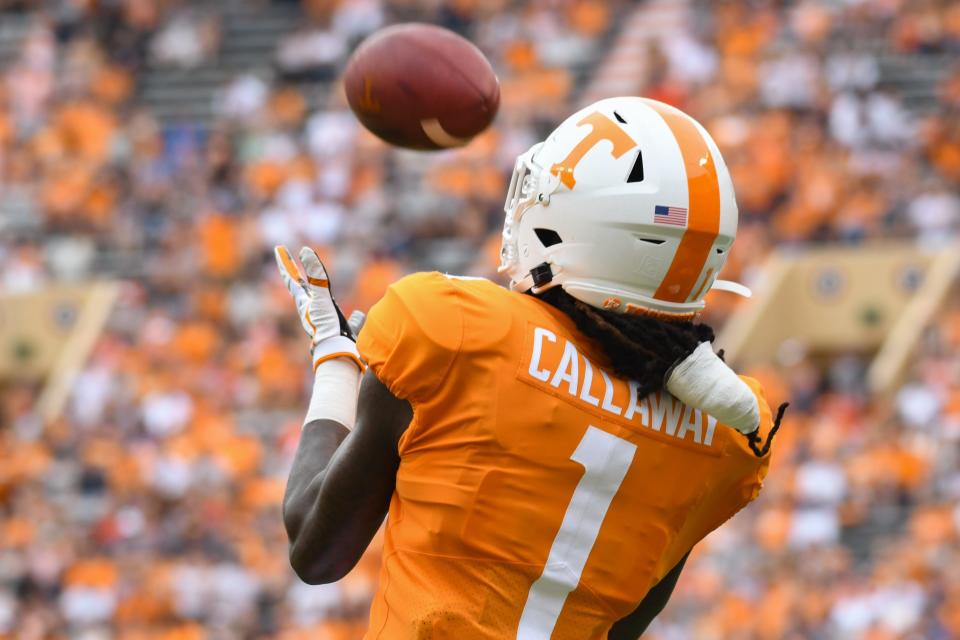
665, 342, 760, 435
274, 245, 364, 372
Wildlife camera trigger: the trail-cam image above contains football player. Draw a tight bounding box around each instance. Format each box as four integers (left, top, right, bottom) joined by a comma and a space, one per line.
278, 97, 786, 639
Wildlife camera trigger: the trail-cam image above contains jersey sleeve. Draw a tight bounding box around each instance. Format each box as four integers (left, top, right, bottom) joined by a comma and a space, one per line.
357, 272, 464, 404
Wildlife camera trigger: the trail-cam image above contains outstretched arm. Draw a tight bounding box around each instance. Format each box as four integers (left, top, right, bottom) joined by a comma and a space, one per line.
273, 245, 412, 584
283, 369, 411, 584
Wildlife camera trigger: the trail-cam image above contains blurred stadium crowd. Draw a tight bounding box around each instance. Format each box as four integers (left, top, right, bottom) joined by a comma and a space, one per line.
0, 0, 959, 638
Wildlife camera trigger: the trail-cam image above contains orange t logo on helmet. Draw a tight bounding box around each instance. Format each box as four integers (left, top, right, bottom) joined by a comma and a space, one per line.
549, 112, 636, 189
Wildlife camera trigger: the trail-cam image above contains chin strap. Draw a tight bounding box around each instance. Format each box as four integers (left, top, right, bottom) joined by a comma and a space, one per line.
710, 279, 752, 298
511, 261, 558, 295
744, 402, 789, 458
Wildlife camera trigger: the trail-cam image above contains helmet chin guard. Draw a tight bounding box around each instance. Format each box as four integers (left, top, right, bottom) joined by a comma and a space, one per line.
499, 97, 750, 319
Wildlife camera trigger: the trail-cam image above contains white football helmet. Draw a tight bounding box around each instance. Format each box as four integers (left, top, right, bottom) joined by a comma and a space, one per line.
499, 97, 750, 319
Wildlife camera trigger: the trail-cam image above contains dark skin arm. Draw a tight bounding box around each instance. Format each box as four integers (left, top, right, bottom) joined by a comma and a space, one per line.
283, 362, 687, 634
282, 369, 412, 585
608, 552, 689, 639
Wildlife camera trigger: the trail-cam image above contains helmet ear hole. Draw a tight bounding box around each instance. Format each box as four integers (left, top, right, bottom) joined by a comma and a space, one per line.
534, 228, 563, 247
626, 150, 644, 183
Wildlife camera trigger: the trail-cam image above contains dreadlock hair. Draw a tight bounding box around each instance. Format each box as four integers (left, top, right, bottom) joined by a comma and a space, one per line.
540, 287, 789, 458
538, 287, 716, 401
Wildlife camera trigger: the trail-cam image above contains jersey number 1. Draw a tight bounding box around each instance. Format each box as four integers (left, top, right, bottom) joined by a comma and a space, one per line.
517, 426, 637, 639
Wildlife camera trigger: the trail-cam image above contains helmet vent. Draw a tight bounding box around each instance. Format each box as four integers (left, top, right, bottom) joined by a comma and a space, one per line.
626, 149, 644, 183
639, 237, 665, 245
534, 228, 563, 247
613, 110, 627, 124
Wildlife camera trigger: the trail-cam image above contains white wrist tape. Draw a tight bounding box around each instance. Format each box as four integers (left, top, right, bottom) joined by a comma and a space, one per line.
304, 357, 362, 430
665, 342, 760, 435
312, 335, 364, 372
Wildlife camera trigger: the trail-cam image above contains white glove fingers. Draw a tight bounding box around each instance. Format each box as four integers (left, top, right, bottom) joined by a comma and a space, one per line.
275, 245, 314, 333
298, 247, 330, 291
347, 310, 366, 336
275, 244, 361, 370
275, 246, 307, 293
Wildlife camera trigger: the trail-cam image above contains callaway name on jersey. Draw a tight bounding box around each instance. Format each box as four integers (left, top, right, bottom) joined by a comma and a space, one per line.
356, 272, 775, 639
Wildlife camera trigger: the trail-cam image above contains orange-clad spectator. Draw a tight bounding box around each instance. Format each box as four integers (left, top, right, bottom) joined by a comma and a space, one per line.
172, 321, 220, 364
939, 67, 960, 109
194, 286, 227, 322
427, 161, 503, 200
754, 504, 791, 550
0, 110, 12, 148
257, 341, 302, 401
156, 623, 206, 640
246, 159, 289, 199
833, 180, 888, 236
269, 86, 308, 128
929, 132, 960, 182
754, 581, 797, 640
114, 579, 172, 627
124, 0, 161, 30
54, 100, 117, 164
63, 558, 119, 589
500, 67, 572, 115
715, 4, 777, 58
567, 0, 609, 37
82, 175, 119, 225
0, 518, 35, 549
240, 476, 285, 511
91, 65, 134, 106
198, 214, 242, 277
287, 153, 316, 182
40, 161, 94, 219
351, 256, 403, 313
907, 505, 956, 546
0, 440, 51, 490
940, 586, 960, 637
503, 39, 537, 73
213, 434, 263, 477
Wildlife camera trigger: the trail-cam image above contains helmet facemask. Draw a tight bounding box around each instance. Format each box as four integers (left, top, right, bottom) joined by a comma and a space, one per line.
499, 143, 564, 294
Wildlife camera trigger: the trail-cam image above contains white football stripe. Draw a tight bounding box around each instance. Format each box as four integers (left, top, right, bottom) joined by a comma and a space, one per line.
420, 118, 472, 147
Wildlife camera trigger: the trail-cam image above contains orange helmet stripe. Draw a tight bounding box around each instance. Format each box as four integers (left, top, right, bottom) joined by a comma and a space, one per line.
645, 100, 721, 304
690, 267, 715, 303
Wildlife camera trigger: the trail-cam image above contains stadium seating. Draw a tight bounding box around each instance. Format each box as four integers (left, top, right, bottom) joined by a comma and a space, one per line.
0, 0, 958, 637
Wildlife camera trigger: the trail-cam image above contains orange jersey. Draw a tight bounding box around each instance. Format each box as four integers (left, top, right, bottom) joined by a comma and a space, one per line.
357, 273, 775, 639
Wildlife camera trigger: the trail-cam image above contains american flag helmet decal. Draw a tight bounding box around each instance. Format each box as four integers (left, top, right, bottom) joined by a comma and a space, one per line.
654, 205, 688, 226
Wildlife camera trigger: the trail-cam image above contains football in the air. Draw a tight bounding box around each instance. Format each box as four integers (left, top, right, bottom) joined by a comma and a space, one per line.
343, 23, 500, 151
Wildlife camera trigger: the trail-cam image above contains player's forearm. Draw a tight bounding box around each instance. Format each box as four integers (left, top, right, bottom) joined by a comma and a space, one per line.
283, 420, 348, 540
274, 246, 405, 584
283, 356, 362, 583
283, 371, 410, 585
282, 419, 351, 583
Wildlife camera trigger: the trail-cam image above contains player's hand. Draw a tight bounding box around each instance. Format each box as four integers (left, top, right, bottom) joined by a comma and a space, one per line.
274, 246, 364, 372
665, 342, 759, 435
